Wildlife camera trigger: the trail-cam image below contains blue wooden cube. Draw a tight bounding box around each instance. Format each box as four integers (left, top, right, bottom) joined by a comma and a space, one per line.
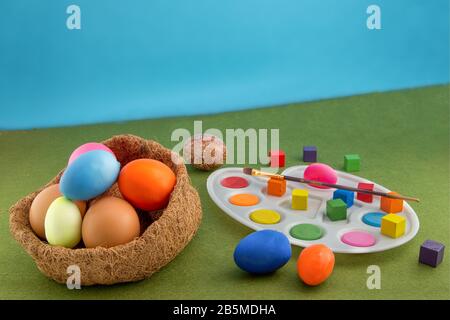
419, 240, 445, 267
333, 189, 354, 208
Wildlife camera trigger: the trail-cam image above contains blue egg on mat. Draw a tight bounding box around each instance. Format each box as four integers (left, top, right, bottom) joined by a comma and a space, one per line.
233, 229, 291, 274
60, 150, 120, 201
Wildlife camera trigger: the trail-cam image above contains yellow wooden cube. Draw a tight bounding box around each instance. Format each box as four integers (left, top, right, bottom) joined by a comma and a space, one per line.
381, 214, 406, 238
292, 189, 308, 210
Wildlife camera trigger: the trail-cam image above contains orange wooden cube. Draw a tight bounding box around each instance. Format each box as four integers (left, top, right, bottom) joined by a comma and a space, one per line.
267, 178, 286, 197
380, 191, 404, 213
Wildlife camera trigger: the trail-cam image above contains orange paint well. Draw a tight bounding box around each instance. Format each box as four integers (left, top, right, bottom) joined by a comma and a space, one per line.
229, 193, 260, 206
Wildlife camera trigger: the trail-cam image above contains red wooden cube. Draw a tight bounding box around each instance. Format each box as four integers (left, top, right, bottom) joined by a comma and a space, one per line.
357, 182, 374, 203
269, 150, 285, 167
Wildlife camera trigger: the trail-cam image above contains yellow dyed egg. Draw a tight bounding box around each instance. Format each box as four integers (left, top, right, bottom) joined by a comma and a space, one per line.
44, 197, 82, 248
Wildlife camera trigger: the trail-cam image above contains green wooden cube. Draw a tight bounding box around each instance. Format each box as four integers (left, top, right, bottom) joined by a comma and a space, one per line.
344, 154, 361, 172
326, 199, 347, 221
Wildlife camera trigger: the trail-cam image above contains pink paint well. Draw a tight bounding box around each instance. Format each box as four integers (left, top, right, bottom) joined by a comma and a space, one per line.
341, 231, 376, 247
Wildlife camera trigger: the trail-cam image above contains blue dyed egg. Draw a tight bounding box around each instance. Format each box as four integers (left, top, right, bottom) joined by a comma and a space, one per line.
60, 150, 120, 201
233, 230, 291, 274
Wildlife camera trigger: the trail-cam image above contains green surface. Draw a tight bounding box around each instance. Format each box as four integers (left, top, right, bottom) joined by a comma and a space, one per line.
0, 85, 449, 299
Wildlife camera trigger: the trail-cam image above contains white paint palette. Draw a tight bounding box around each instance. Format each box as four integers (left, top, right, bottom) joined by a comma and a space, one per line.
207, 166, 420, 253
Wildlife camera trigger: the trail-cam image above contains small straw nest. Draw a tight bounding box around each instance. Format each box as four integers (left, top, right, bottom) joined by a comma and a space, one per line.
9, 134, 202, 286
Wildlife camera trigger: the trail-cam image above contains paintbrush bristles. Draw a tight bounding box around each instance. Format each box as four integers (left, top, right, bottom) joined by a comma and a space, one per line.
242, 168, 284, 180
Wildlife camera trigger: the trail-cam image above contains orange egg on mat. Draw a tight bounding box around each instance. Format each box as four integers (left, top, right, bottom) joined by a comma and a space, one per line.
118, 159, 176, 211
82, 196, 140, 248
297, 244, 335, 286
29, 184, 86, 239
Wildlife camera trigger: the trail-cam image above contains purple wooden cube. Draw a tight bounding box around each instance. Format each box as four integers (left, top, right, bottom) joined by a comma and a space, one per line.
419, 240, 445, 267
303, 146, 317, 162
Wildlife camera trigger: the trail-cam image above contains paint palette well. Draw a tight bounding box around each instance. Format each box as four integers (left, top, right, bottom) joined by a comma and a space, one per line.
207, 166, 420, 253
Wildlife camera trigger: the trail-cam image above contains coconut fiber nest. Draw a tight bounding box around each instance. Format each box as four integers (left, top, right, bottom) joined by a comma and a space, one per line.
9, 134, 202, 286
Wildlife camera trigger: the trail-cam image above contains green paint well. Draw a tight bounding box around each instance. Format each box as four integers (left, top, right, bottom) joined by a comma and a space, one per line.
290, 224, 323, 241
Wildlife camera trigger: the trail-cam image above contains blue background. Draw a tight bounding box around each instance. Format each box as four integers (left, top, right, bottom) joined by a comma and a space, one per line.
0, 0, 448, 130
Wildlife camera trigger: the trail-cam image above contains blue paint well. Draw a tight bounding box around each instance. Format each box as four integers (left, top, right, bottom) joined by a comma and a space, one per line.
0, 0, 448, 129
362, 212, 386, 228
234, 230, 291, 274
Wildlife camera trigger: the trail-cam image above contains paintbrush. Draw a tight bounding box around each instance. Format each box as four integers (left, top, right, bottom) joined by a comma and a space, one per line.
242, 167, 420, 203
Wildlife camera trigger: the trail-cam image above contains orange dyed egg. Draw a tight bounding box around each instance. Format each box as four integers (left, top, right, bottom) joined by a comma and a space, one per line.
118, 159, 176, 211
297, 244, 335, 286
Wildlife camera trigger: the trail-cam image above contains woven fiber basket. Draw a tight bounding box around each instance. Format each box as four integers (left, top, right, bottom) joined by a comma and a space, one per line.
9, 134, 202, 285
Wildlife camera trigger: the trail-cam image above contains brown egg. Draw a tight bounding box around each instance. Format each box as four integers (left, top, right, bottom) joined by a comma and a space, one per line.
183, 134, 227, 171
29, 184, 86, 239
82, 196, 140, 248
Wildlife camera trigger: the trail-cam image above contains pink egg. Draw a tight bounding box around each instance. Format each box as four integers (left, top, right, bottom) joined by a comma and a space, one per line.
68, 142, 115, 165
303, 163, 337, 189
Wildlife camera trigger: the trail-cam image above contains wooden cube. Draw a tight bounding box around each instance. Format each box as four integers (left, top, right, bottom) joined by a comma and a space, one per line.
419, 240, 445, 267
326, 199, 347, 221
333, 189, 354, 208
267, 178, 286, 197
303, 146, 317, 162
344, 154, 360, 172
269, 150, 285, 167
292, 189, 308, 210
380, 192, 404, 213
381, 214, 406, 238
357, 182, 374, 203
